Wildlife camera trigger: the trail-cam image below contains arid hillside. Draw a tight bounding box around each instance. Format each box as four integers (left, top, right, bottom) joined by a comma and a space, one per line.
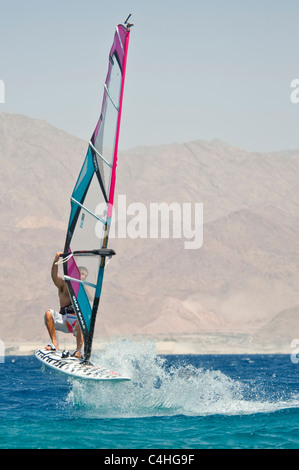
0, 112, 298, 352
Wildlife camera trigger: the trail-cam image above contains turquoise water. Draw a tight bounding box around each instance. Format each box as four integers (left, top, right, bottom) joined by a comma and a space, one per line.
0, 340, 298, 449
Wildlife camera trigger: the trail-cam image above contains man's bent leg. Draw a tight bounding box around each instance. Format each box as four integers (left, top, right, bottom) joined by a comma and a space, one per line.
44, 310, 58, 350
74, 323, 84, 358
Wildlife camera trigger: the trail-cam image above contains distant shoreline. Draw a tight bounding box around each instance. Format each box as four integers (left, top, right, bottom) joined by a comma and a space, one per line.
3, 334, 294, 356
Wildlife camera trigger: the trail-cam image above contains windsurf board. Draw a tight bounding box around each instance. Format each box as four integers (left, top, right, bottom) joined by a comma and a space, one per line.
35, 349, 131, 382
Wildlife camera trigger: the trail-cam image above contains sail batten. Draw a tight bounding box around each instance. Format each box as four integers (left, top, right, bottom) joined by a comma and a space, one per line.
104, 84, 119, 111
64, 275, 97, 289
70, 197, 107, 224
116, 26, 125, 54
62, 22, 131, 362
88, 140, 113, 168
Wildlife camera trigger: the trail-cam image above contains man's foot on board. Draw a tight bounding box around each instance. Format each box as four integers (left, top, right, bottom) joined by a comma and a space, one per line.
72, 349, 83, 359
45, 343, 57, 351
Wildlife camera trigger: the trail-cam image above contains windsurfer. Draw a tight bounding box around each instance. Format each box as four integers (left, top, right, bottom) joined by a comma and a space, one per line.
44, 252, 84, 358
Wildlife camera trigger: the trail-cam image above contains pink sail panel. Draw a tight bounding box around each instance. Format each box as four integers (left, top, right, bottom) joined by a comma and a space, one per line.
107, 26, 130, 216
92, 24, 131, 221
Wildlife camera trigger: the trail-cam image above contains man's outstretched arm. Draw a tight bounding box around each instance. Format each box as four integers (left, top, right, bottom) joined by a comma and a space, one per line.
51, 252, 64, 288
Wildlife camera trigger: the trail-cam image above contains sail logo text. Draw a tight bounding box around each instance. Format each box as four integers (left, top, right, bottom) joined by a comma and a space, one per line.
0, 80, 4, 103
95, 195, 203, 249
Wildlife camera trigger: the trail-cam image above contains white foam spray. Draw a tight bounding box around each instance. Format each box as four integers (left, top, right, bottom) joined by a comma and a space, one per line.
66, 339, 254, 418
66, 339, 299, 418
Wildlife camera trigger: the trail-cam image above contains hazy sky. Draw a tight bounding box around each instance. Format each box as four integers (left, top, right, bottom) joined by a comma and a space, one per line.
1, 0, 299, 151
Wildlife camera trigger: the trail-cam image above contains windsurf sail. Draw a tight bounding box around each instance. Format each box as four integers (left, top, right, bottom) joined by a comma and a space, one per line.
61, 19, 132, 362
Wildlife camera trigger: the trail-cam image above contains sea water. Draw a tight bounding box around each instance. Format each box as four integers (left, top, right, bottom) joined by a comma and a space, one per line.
0, 339, 298, 450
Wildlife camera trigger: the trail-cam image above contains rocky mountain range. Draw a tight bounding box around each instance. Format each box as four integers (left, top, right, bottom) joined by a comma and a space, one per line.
0, 112, 298, 352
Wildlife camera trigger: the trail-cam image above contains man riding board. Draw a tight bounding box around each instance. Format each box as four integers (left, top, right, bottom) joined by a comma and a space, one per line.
44, 252, 84, 359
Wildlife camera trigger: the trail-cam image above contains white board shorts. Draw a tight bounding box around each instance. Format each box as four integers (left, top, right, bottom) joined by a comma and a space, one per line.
45, 309, 78, 336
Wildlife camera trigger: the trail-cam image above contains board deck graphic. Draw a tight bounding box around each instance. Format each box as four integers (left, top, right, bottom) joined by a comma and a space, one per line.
35, 349, 131, 382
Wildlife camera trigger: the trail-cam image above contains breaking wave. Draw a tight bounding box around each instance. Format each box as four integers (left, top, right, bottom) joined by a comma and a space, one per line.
66, 339, 299, 418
